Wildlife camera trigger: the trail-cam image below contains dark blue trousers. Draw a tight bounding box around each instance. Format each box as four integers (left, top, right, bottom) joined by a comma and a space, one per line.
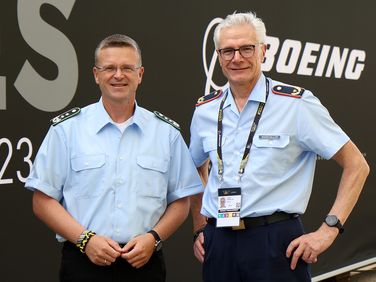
203, 216, 311, 282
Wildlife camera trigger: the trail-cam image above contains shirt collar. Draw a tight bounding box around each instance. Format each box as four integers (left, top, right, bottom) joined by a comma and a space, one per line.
93, 98, 114, 134
223, 74, 267, 109
93, 99, 147, 134
132, 103, 148, 133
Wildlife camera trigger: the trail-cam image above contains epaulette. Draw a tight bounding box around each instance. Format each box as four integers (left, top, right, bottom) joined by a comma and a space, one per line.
50, 107, 81, 126
272, 85, 305, 98
154, 111, 180, 131
196, 90, 222, 107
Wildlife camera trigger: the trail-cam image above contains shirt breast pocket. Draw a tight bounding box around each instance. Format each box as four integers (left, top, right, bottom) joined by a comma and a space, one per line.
136, 155, 168, 198
70, 154, 106, 198
253, 134, 290, 174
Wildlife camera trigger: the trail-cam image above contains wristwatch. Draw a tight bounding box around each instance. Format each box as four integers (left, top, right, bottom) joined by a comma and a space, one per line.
324, 215, 344, 234
147, 230, 163, 251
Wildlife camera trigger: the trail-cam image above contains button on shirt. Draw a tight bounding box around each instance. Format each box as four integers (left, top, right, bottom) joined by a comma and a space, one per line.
26, 99, 203, 242
189, 75, 349, 218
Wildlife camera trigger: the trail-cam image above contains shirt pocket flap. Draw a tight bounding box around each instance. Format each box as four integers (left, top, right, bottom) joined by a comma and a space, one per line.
203, 138, 217, 152
137, 156, 168, 173
253, 134, 290, 148
71, 154, 106, 172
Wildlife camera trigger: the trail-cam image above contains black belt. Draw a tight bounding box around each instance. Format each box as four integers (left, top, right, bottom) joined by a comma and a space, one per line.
207, 212, 299, 230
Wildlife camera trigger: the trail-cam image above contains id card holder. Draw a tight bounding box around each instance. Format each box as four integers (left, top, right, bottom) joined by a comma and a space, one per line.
217, 187, 241, 227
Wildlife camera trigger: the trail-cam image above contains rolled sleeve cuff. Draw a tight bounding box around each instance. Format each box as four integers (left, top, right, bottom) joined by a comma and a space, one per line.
321, 135, 350, 160
25, 179, 62, 201
167, 183, 203, 204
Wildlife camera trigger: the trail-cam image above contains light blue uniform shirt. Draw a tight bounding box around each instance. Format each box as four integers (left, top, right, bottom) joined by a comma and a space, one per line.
189, 75, 349, 218
26, 99, 203, 242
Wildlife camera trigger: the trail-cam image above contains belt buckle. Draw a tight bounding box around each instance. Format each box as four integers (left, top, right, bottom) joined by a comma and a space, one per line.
232, 219, 245, 230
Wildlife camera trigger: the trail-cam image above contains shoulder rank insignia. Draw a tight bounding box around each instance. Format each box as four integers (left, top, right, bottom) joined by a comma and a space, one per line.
154, 111, 180, 130
196, 89, 222, 107
50, 107, 81, 126
272, 85, 305, 98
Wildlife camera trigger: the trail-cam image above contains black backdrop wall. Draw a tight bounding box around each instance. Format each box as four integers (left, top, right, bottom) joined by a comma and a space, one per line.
0, 1, 375, 281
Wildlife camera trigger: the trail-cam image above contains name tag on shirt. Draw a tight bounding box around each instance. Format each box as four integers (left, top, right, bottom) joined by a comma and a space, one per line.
217, 187, 241, 227
258, 134, 280, 140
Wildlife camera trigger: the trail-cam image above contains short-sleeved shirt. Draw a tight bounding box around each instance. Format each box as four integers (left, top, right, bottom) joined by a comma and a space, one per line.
26, 99, 203, 242
189, 74, 349, 218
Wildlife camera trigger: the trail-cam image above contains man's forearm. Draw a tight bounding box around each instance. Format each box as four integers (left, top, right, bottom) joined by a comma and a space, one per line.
153, 197, 190, 241
190, 193, 207, 232
33, 190, 85, 243
330, 140, 370, 223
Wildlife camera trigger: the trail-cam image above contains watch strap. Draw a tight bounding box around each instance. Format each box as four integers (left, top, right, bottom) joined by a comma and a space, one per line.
193, 227, 205, 243
147, 230, 162, 252
335, 221, 344, 234
147, 230, 161, 242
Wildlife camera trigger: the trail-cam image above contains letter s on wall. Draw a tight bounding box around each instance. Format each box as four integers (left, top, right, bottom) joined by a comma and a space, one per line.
15, 0, 78, 112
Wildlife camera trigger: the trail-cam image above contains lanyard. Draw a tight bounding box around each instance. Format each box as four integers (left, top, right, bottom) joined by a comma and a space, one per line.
217, 78, 269, 182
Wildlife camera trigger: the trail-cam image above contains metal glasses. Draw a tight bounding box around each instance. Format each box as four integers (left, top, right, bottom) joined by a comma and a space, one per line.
217, 44, 261, 61
95, 64, 142, 75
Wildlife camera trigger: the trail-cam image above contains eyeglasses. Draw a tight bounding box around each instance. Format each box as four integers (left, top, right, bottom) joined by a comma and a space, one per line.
217, 44, 261, 61
95, 64, 142, 75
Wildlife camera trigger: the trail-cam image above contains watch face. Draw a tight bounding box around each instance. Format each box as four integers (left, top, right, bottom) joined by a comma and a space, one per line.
326, 215, 338, 226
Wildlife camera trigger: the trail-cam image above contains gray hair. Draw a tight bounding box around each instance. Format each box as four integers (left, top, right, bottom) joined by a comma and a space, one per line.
213, 11, 267, 49
94, 34, 142, 65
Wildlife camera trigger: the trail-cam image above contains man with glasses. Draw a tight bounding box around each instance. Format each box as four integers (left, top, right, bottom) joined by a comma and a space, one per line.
25, 34, 203, 282
189, 12, 369, 282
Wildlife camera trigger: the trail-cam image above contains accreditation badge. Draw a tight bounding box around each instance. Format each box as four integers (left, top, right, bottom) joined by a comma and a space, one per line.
217, 187, 241, 227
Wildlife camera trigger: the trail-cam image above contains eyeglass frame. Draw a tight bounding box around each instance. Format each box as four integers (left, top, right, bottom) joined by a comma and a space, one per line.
94, 64, 143, 75
217, 43, 263, 61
